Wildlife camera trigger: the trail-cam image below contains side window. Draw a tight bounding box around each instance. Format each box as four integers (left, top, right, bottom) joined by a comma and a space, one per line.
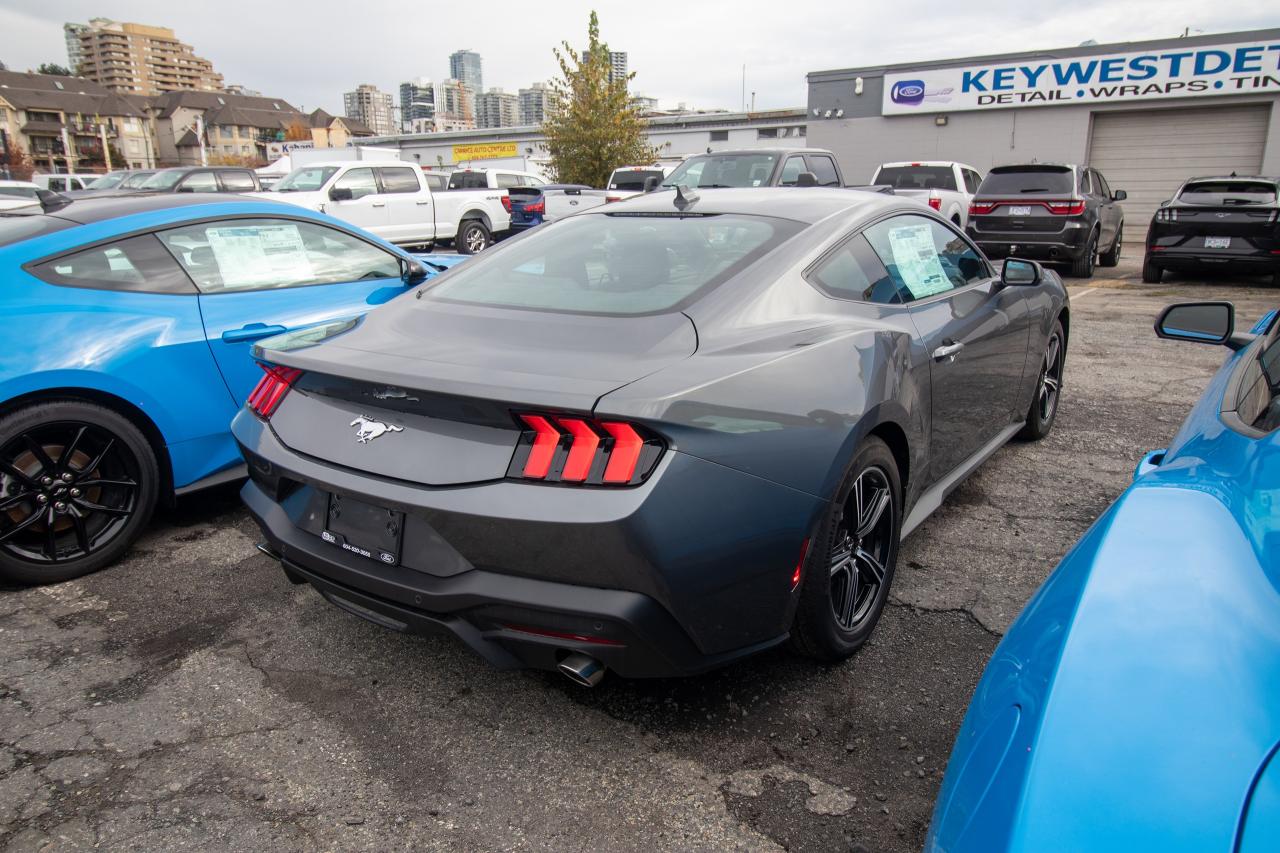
48, 177, 66, 192
220, 170, 256, 192
30, 234, 196, 294
178, 171, 218, 193
1095, 170, 1112, 198
333, 168, 378, 200
1078, 170, 1094, 195
156, 218, 402, 294
862, 214, 989, 302
496, 173, 521, 189
809, 234, 902, 304
963, 169, 982, 193
808, 156, 841, 187
779, 157, 806, 187
378, 167, 421, 194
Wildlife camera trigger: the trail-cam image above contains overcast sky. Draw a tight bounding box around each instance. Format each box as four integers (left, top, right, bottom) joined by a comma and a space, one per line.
2, 1, 1276, 115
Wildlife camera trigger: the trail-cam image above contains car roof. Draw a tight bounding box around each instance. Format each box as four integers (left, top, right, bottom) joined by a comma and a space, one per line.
153, 166, 255, 173
1183, 175, 1275, 183
587, 186, 895, 224
990, 163, 1077, 171
288, 160, 405, 168
9, 192, 275, 225
879, 161, 974, 169
685, 148, 830, 158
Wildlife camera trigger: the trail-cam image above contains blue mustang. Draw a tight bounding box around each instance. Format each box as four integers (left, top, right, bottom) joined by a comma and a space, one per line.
0, 193, 464, 585
927, 301, 1280, 852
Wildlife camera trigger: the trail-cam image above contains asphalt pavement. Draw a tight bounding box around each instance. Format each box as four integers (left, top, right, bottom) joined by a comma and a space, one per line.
2, 256, 1276, 852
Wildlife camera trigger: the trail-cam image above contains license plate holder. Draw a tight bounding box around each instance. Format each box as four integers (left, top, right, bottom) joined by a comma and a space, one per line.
323, 493, 403, 566
1205, 236, 1231, 249
1009, 205, 1032, 217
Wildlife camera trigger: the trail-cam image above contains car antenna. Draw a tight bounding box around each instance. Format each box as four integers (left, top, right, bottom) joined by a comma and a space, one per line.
674, 184, 699, 211
36, 189, 72, 213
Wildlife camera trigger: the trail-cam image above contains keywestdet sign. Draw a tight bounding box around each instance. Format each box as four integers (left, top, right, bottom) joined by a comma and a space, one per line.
882, 40, 1280, 115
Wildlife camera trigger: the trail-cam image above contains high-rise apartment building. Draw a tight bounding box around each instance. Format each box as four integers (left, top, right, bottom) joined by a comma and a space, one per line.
399, 77, 435, 131
448, 50, 483, 98
343, 84, 395, 137
607, 51, 629, 84
518, 82, 553, 126
68, 18, 224, 95
475, 88, 519, 129
438, 78, 474, 125
63, 23, 88, 71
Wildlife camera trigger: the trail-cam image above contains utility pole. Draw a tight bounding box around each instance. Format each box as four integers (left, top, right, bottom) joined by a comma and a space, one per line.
100, 121, 112, 170
196, 114, 207, 166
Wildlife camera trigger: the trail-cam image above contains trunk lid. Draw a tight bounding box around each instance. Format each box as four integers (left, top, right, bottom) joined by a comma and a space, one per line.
258, 300, 697, 485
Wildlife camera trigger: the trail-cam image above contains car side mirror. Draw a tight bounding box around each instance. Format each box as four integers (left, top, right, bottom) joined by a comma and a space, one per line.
796, 171, 819, 187
1112, 189, 1127, 201
329, 186, 354, 202
643, 175, 660, 193
1156, 301, 1238, 347
1001, 257, 1042, 286
402, 258, 429, 285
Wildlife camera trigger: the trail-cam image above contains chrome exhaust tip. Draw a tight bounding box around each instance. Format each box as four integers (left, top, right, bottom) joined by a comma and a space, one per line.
255, 543, 282, 562
558, 652, 606, 687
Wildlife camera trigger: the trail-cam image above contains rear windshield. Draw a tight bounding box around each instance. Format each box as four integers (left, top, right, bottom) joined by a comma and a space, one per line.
448, 172, 489, 189
1178, 181, 1276, 205
610, 170, 664, 191
979, 167, 1074, 195
425, 212, 802, 315
875, 166, 957, 191
664, 154, 779, 189
0, 214, 76, 248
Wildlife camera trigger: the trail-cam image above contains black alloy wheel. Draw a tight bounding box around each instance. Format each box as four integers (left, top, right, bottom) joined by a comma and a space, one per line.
1018, 319, 1066, 441
791, 435, 901, 661
1099, 225, 1122, 267
1070, 232, 1097, 278
0, 402, 158, 584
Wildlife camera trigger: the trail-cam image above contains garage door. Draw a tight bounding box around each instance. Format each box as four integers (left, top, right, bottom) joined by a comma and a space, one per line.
1088, 104, 1270, 242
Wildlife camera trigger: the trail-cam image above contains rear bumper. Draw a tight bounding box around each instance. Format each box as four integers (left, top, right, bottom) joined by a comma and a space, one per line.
232, 411, 823, 678
1145, 249, 1280, 272
968, 222, 1090, 259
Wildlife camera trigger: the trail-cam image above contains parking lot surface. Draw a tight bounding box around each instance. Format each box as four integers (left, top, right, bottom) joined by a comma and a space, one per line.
2, 257, 1276, 853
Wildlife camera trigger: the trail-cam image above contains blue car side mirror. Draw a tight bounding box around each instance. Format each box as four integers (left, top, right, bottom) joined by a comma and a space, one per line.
1155, 301, 1254, 350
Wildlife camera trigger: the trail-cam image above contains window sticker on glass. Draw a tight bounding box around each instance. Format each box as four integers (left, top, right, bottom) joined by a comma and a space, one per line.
886, 224, 951, 299
206, 224, 312, 288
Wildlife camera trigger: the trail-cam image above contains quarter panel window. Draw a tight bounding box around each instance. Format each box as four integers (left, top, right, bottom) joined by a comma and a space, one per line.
333, 168, 377, 200
496, 173, 521, 189
220, 171, 256, 192
156, 218, 401, 294
809, 156, 840, 187
31, 234, 196, 294
809, 235, 901, 303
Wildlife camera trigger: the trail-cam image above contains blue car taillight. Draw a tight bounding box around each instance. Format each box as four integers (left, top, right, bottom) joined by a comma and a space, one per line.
247, 364, 303, 418
507, 413, 664, 486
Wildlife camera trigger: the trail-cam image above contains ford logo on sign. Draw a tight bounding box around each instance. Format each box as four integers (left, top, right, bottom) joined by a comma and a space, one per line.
891, 80, 926, 106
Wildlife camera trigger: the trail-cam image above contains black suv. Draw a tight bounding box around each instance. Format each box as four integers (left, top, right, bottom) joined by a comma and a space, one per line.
966, 164, 1125, 278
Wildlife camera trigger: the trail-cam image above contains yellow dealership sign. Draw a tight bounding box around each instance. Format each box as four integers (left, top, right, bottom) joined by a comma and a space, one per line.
452, 142, 519, 161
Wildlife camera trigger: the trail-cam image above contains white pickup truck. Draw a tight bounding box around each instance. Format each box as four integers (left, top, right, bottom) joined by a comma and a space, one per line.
257, 161, 511, 254
870, 161, 984, 228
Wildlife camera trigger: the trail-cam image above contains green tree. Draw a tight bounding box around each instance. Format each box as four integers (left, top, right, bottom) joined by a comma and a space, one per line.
542, 11, 658, 188
37, 62, 73, 77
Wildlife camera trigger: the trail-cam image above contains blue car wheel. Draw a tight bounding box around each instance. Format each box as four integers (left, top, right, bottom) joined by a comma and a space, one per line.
0, 401, 159, 584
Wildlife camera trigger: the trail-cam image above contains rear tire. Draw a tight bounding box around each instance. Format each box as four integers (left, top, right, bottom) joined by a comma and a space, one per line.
457, 220, 491, 255
1142, 254, 1163, 283
790, 436, 901, 662
1098, 225, 1121, 267
1070, 232, 1097, 278
1017, 319, 1065, 441
0, 401, 159, 585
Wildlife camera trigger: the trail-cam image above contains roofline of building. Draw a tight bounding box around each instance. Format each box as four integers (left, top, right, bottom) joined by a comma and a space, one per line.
807, 27, 1280, 82
361, 107, 809, 145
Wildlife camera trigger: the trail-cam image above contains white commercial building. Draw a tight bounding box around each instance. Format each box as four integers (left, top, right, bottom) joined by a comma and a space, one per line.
807, 28, 1280, 238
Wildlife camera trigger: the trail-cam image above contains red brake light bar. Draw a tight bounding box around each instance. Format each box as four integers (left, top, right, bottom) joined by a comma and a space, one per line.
509, 413, 663, 486
969, 199, 1085, 216
927, 196, 942, 210
247, 364, 302, 418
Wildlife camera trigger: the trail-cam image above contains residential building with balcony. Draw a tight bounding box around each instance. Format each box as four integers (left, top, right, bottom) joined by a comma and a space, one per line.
399, 78, 435, 132
147, 90, 305, 166
69, 18, 224, 96
476, 88, 519, 129
343, 84, 395, 137
518, 83, 554, 126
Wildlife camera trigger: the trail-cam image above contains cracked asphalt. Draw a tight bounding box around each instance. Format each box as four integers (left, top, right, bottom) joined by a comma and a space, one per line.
2, 256, 1277, 852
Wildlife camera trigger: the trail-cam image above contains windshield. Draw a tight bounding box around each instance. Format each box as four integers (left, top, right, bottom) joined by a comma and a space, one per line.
138, 170, 185, 190
664, 154, 779, 189
87, 172, 126, 189
0, 186, 38, 199
979, 167, 1075, 195
609, 170, 664, 191
274, 166, 339, 192
1178, 181, 1276, 205
426, 212, 802, 315
119, 171, 157, 188
875, 166, 957, 191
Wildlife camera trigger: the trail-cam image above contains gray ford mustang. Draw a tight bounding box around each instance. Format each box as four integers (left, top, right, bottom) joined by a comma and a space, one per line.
232, 188, 1068, 685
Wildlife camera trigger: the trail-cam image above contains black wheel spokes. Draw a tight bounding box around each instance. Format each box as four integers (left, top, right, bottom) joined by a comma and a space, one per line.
830, 467, 894, 632
0, 422, 138, 566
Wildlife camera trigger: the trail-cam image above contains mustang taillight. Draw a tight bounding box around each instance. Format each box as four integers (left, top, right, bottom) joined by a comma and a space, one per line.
1155, 207, 1179, 223
247, 364, 302, 418
509, 413, 664, 486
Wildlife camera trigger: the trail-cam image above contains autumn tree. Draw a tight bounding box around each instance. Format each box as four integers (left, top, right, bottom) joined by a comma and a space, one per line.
284, 119, 311, 141
0, 144, 35, 181
542, 11, 658, 188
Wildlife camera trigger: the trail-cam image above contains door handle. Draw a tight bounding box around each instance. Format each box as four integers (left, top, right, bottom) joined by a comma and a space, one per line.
415, 200, 431, 205
371, 202, 386, 208
222, 323, 287, 343
932, 341, 965, 362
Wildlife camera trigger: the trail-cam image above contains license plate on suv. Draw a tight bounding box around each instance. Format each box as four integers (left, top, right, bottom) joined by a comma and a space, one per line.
322, 493, 403, 566
1205, 237, 1231, 249
1008, 206, 1032, 216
